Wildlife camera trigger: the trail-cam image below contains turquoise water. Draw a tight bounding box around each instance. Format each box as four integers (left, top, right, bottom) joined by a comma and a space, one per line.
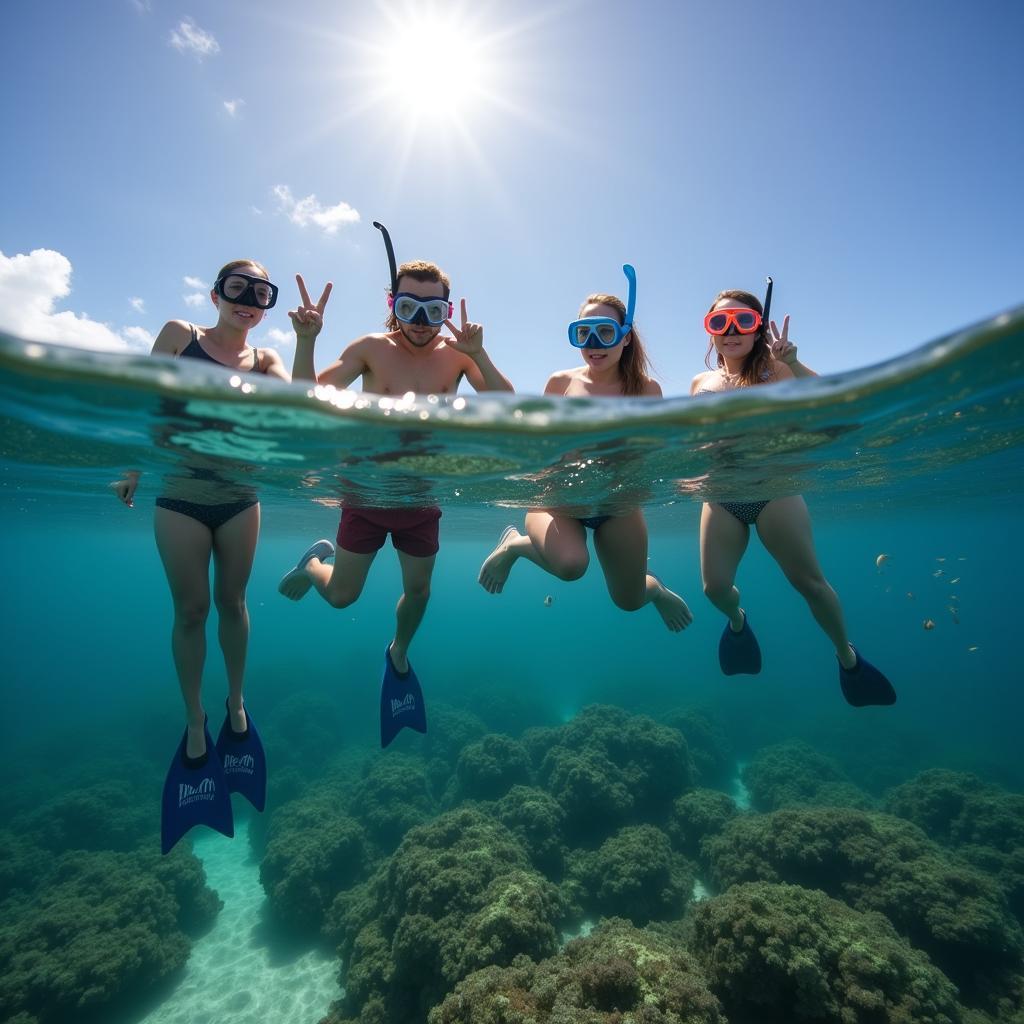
1, 309, 1022, 1023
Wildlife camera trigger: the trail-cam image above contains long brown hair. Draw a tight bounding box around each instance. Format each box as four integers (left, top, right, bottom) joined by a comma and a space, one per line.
704, 289, 773, 386
385, 260, 451, 330
581, 293, 653, 397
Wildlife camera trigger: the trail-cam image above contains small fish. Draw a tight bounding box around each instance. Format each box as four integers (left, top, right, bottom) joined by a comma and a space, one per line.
932, 570, 945, 578
949, 577, 960, 584
935, 557, 946, 562
907, 592, 914, 599
923, 619, 936, 630
968, 645, 979, 652
875, 553, 889, 569
958, 556, 967, 561
543, 595, 553, 607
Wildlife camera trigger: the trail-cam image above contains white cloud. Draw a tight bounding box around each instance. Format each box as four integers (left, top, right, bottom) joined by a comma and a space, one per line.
263, 327, 293, 348
184, 292, 206, 308
169, 18, 220, 60
250, 206, 263, 216
272, 184, 360, 235
0, 248, 147, 351
129, 296, 146, 313
183, 275, 205, 289
223, 98, 244, 117
123, 326, 154, 348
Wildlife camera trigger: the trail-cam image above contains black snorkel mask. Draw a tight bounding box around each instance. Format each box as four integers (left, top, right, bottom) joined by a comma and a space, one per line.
374, 221, 452, 327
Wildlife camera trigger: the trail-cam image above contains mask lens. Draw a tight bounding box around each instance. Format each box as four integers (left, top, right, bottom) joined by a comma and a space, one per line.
252, 283, 273, 307
394, 296, 418, 322
222, 275, 248, 299
573, 324, 590, 347
707, 312, 728, 333
423, 300, 448, 324
736, 311, 758, 331
596, 323, 618, 346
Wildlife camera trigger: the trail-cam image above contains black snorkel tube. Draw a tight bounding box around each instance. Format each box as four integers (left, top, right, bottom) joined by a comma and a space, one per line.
373, 221, 399, 300
762, 276, 773, 328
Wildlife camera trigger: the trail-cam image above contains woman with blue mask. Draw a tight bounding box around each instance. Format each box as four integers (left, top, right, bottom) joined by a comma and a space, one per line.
479, 266, 692, 633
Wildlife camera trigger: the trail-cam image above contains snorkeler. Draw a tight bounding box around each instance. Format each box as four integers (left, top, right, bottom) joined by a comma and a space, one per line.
478, 265, 692, 633
111, 260, 288, 853
278, 223, 514, 747
690, 280, 896, 706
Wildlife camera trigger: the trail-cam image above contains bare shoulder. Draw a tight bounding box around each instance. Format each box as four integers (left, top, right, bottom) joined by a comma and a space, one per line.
152, 319, 193, 356
690, 370, 713, 395
639, 377, 663, 398
544, 368, 578, 396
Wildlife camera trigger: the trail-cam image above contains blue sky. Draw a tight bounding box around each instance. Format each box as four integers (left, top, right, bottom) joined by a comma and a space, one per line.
1, 0, 1021, 394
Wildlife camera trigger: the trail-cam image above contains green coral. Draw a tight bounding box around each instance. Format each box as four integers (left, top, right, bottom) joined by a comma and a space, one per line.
666, 788, 739, 865
704, 806, 1023, 994
324, 808, 566, 1023
427, 917, 724, 1023
568, 825, 695, 927
666, 708, 735, 789
349, 752, 438, 852
742, 741, 873, 812
690, 881, 963, 1022
452, 734, 533, 802
536, 705, 694, 841
494, 785, 567, 877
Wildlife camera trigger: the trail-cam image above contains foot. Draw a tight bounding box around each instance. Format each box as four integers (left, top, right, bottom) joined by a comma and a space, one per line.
388, 641, 410, 674
839, 646, 897, 707
279, 539, 335, 600
227, 698, 248, 734
478, 525, 522, 594
648, 575, 693, 632
185, 716, 207, 760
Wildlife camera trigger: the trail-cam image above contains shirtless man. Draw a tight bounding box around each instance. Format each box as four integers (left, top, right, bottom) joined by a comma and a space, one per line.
278, 238, 513, 746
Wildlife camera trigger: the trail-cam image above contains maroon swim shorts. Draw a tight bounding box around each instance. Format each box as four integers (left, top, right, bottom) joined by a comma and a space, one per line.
336, 506, 442, 558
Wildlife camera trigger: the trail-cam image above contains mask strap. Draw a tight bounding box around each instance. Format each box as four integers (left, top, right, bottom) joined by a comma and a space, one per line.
373, 221, 398, 299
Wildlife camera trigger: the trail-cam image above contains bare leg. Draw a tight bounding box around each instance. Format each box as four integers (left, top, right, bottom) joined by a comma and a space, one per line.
211, 503, 260, 731
755, 496, 856, 669
700, 502, 751, 631
479, 512, 590, 593
154, 506, 213, 759
593, 511, 692, 632
300, 545, 376, 608
390, 550, 436, 672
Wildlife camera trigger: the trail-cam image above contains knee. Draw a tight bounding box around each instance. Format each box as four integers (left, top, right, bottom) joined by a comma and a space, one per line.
175, 600, 210, 629
549, 552, 588, 582
404, 580, 431, 603
790, 573, 830, 601
214, 593, 247, 620
325, 586, 359, 609
611, 589, 645, 613
703, 578, 734, 604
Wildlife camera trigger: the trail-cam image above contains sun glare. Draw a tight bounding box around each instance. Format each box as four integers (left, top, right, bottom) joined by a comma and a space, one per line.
385, 15, 490, 118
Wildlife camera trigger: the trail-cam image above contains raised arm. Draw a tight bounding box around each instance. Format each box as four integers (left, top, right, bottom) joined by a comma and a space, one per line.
317, 337, 371, 389
289, 274, 333, 382
444, 299, 514, 392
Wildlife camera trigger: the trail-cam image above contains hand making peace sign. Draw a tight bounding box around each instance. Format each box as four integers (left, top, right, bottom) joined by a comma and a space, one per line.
443, 299, 484, 357
769, 314, 798, 365
289, 274, 333, 344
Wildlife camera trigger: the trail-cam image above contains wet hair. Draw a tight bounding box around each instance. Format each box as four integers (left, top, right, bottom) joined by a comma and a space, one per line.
580, 293, 653, 397
385, 260, 451, 330
215, 258, 270, 282
704, 288, 773, 387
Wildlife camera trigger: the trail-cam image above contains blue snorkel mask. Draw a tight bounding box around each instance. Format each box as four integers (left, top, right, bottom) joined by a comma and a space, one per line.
374, 220, 453, 326
568, 264, 636, 348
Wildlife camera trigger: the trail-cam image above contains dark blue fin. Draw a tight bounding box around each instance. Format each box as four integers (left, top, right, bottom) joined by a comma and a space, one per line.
839, 648, 897, 707
380, 645, 427, 748
161, 721, 234, 855
215, 701, 267, 812
718, 613, 762, 675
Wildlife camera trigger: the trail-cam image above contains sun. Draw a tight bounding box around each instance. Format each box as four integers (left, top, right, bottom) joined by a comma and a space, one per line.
364, 2, 495, 124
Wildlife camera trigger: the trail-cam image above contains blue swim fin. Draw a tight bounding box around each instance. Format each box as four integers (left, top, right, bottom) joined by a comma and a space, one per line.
718, 612, 762, 675
839, 647, 897, 707
215, 700, 267, 812
380, 645, 427, 748
161, 721, 234, 855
